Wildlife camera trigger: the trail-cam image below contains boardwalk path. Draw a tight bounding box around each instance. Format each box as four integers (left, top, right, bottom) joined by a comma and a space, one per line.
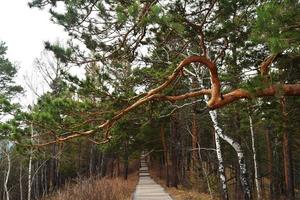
133, 158, 173, 200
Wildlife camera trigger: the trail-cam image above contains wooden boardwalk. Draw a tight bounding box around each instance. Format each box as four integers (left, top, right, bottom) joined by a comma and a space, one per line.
133, 158, 173, 200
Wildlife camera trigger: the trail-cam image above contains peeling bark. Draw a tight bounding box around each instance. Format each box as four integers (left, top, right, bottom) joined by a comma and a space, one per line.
209, 110, 252, 200
203, 95, 228, 200
215, 129, 228, 200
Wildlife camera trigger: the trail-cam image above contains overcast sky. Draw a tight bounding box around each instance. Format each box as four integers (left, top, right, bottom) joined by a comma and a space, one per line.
0, 0, 68, 106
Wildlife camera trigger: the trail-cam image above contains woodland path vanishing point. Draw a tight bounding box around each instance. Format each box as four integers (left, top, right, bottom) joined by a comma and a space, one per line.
132, 156, 173, 200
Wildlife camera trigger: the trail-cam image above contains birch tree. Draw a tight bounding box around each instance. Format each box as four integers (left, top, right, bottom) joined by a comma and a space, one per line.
1, 143, 11, 200
27, 123, 34, 200
248, 113, 262, 200
22, 1, 300, 198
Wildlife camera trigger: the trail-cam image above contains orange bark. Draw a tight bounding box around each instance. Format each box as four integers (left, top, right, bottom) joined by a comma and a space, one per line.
31, 55, 300, 147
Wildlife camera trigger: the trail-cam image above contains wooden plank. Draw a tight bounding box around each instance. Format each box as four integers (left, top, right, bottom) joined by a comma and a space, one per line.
133, 158, 173, 200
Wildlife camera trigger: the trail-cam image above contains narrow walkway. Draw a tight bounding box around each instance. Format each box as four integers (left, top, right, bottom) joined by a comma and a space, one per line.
133, 157, 173, 200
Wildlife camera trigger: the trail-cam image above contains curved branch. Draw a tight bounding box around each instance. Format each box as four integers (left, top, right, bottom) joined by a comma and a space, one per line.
210, 84, 300, 109
30, 54, 300, 147
31, 83, 300, 147
98, 55, 218, 137
32, 56, 217, 146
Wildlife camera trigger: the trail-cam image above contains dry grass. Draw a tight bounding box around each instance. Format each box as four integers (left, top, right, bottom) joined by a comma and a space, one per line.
149, 167, 212, 200
154, 178, 212, 200
43, 174, 138, 200
165, 186, 212, 200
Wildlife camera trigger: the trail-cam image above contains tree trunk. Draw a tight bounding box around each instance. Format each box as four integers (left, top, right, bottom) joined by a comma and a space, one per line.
111, 158, 115, 178
196, 136, 214, 199
249, 114, 262, 200
214, 130, 228, 200
3, 146, 11, 200
43, 153, 48, 196
160, 126, 170, 187
34, 162, 39, 199
116, 157, 120, 176
19, 161, 23, 200
77, 142, 82, 174
100, 152, 105, 177
124, 140, 129, 180
191, 113, 198, 169
170, 116, 179, 188
280, 97, 294, 199
209, 110, 252, 200
202, 94, 228, 200
265, 125, 275, 199
49, 144, 57, 192
89, 145, 94, 177
28, 124, 33, 200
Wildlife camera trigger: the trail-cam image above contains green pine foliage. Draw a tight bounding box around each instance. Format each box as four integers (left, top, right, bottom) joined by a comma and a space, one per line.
253, 0, 300, 53
1, 1, 300, 199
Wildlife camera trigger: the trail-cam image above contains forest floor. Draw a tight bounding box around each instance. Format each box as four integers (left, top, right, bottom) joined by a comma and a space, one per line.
162, 183, 212, 200
42, 173, 138, 200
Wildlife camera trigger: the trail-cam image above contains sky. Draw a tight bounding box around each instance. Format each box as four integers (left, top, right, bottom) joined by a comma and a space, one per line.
0, 0, 68, 106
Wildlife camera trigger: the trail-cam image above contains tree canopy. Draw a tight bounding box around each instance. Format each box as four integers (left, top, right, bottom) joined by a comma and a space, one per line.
0, 1, 300, 200
24, 0, 300, 145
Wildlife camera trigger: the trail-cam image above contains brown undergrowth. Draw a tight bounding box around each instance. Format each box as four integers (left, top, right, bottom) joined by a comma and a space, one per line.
42, 173, 138, 200
149, 166, 212, 200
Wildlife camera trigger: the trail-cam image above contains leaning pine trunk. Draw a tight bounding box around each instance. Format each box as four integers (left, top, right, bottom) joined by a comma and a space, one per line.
249, 114, 262, 200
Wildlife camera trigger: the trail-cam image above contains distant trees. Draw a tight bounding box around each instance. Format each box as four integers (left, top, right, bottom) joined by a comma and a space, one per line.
0, 41, 23, 200
0, 1, 300, 200
0, 42, 23, 118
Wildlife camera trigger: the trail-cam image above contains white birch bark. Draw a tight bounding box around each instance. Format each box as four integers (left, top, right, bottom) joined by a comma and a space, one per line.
190, 67, 229, 199
209, 109, 252, 200
28, 123, 33, 200
204, 95, 229, 200
249, 114, 262, 200
214, 130, 228, 199
3, 145, 11, 200
186, 65, 252, 199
